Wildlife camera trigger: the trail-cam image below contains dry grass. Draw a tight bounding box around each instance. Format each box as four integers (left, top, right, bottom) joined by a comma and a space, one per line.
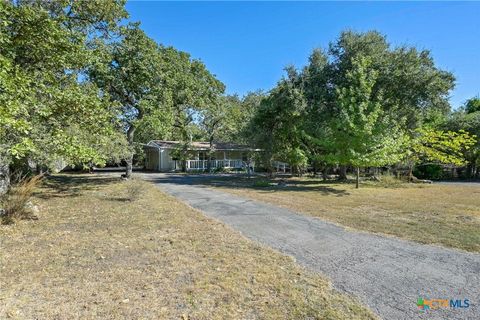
0, 174, 375, 320
204, 176, 480, 252
1, 175, 43, 224
124, 178, 143, 202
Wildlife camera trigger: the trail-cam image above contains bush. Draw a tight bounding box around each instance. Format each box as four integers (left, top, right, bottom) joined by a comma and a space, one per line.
377, 174, 404, 187
125, 179, 143, 202
363, 173, 404, 188
1, 175, 43, 224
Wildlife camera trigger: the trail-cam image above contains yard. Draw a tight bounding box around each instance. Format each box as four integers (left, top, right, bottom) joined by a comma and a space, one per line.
199, 175, 480, 252
0, 174, 375, 319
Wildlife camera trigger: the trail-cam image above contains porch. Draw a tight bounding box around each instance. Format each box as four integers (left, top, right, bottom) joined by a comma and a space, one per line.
185, 159, 244, 171
144, 140, 260, 172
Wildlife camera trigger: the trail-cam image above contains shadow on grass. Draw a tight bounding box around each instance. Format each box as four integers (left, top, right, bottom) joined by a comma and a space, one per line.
107, 196, 131, 202
142, 172, 350, 197
35, 173, 120, 199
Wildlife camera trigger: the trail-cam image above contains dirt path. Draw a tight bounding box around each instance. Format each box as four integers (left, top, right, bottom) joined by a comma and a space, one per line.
143, 173, 480, 320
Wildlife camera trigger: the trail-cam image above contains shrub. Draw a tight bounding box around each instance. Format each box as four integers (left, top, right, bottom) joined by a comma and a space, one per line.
377, 174, 404, 187
1, 175, 43, 224
125, 179, 143, 202
363, 173, 404, 188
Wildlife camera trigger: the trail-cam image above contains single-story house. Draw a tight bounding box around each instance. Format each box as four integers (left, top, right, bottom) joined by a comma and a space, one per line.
144, 140, 260, 172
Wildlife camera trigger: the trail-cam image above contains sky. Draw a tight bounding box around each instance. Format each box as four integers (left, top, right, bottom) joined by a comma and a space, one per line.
126, 1, 480, 109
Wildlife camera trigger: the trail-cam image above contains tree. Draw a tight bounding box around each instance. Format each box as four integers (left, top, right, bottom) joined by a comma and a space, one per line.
199, 99, 230, 171
199, 92, 264, 146
249, 30, 457, 183
0, 1, 128, 193
91, 25, 224, 176
89, 25, 168, 178
249, 75, 307, 175
404, 128, 476, 180
328, 31, 455, 130
300, 49, 331, 177
196, 91, 265, 173
443, 107, 480, 177
321, 56, 407, 188
464, 96, 480, 114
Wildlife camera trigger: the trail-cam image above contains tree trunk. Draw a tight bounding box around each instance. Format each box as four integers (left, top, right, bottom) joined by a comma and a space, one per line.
125, 156, 133, 178
0, 157, 10, 196
466, 163, 474, 178
125, 124, 136, 179
451, 167, 458, 179
207, 138, 214, 173
322, 167, 328, 181
355, 167, 360, 189
338, 166, 347, 180
408, 165, 414, 182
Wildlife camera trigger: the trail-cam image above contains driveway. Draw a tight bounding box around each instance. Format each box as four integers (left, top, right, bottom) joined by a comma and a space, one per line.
142, 173, 480, 320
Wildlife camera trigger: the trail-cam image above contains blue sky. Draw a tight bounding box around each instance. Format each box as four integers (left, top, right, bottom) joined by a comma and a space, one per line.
126, 1, 479, 109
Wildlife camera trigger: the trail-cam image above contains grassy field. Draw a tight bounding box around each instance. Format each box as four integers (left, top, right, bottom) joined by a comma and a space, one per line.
200, 175, 480, 252
0, 174, 375, 319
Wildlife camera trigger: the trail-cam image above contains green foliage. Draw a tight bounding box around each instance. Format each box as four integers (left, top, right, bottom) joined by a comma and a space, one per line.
248, 30, 463, 181
321, 56, 407, 168
90, 24, 225, 176
198, 92, 264, 145
1, 0, 474, 187
443, 108, 480, 176
408, 128, 476, 167
464, 96, 480, 114
160, 46, 225, 143
249, 77, 306, 171
328, 31, 455, 130
90, 25, 166, 130
0, 1, 129, 174
284, 147, 309, 174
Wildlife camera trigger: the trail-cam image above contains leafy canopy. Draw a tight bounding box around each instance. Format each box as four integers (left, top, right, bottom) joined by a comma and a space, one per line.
0, 1, 129, 169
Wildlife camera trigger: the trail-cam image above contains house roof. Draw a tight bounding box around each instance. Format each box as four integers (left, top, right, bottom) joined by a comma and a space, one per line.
147, 140, 260, 151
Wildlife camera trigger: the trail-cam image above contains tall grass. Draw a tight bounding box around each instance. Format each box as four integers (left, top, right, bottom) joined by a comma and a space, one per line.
1, 175, 43, 224
125, 178, 143, 202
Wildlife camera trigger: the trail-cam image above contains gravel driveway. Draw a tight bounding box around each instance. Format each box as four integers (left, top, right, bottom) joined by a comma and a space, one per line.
143, 173, 480, 320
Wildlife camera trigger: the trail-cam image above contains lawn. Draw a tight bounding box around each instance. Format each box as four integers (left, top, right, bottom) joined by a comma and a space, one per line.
200, 175, 480, 252
0, 174, 375, 319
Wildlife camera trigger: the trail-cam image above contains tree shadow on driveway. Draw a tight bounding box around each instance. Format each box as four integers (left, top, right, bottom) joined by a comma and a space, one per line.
141, 172, 350, 197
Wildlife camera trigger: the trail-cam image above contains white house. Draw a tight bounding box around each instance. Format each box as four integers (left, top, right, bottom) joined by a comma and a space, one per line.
144, 140, 260, 172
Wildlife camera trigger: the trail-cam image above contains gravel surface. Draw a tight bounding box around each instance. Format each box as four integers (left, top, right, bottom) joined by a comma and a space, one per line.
143, 173, 480, 320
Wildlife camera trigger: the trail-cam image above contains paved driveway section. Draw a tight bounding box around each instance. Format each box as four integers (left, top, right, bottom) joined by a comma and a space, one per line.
143, 174, 480, 320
